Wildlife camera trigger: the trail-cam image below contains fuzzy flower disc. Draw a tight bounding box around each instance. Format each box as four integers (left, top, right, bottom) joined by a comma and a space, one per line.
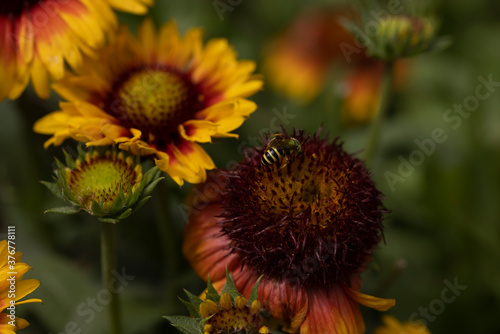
220, 130, 386, 285
106, 68, 202, 139
67, 151, 142, 211
33, 19, 263, 186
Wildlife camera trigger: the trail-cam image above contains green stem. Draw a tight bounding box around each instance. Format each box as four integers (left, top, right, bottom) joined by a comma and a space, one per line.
153, 183, 179, 298
101, 223, 121, 334
363, 61, 395, 167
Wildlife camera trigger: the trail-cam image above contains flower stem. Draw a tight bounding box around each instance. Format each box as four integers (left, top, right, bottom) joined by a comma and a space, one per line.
154, 183, 180, 298
101, 222, 121, 334
364, 61, 395, 167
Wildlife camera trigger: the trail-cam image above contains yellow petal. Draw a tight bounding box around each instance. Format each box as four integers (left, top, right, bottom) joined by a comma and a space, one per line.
31, 57, 50, 99
179, 120, 218, 143
33, 112, 71, 134
106, 0, 151, 14
18, 13, 34, 63
225, 79, 264, 99
346, 287, 396, 312
138, 18, 156, 61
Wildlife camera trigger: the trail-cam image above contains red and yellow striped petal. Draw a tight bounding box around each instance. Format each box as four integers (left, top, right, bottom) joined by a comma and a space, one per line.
34, 19, 261, 186
0, 0, 153, 101
183, 202, 241, 282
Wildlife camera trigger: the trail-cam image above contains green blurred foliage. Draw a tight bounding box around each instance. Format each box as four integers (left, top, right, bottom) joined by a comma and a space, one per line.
0, 0, 499, 333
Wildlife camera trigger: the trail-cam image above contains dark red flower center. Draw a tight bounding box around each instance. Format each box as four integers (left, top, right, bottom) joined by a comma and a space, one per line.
0, 1, 43, 16
103, 66, 204, 149
220, 131, 386, 286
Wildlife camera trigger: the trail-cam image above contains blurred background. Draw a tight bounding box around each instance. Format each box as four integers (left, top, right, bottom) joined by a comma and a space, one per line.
1, 0, 499, 333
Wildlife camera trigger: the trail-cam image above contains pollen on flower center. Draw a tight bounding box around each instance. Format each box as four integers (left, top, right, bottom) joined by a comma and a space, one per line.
220, 131, 386, 285
253, 154, 347, 229
67, 151, 142, 211
106, 67, 203, 140
200, 294, 266, 334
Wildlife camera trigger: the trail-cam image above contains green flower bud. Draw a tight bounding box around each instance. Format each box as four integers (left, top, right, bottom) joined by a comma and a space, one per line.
42, 146, 163, 223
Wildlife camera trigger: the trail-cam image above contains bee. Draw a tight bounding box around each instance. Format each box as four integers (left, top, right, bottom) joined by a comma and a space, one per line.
261, 134, 302, 168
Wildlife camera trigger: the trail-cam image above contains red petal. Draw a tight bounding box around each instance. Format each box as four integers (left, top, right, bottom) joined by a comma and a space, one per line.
255, 277, 309, 333
183, 202, 241, 282
300, 284, 365, 334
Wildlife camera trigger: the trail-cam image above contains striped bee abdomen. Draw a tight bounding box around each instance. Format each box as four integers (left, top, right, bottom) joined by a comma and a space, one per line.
261, 147, 283, 166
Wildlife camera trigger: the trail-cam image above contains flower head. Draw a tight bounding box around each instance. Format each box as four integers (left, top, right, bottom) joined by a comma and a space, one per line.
343, 1, 450, 61
375, 315, 430, 334
263, 7, 359, 102
0, 239, 42, 333
183, 130, 395, 333
341, 60, 408, 125
34, 19, 262, 186
166, 271, 269, 334
262, 6, 407, 125
0, 0, 153, 101
42, 146, 163, 223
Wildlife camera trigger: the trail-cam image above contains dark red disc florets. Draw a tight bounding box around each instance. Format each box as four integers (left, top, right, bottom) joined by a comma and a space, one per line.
219, 130, 387, 286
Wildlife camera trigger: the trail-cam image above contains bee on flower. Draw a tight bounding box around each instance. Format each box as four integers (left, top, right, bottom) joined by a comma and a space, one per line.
183, 129, 395, 334
260, 134, 302, 168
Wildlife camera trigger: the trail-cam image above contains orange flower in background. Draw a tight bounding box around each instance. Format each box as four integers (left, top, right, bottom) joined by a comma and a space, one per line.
263, 7, 407, 124
0, 240, 42, 333
375, 315, 430, 334
341, 60, 408, 125
0, 0, 153, 101
263, 8, 360, 102
183, 130, 395, 333
34, 19, 263, 186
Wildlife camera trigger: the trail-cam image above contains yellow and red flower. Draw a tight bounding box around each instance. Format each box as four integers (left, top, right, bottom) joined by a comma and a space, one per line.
263, 7, 407, 124
263, 7, 359, 102
33, 19, 263, 186
183, 130, 395, 333
0, 240, 42, 333
0, 0, 153, 101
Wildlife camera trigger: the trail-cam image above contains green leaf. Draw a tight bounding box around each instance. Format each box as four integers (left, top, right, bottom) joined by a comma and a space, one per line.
249, 275, 263, 305
76, 144, 87, 160
163, 315, 201, 334
133, 196, 151, 213
54, 157, 67, 171
109, 189, 126, 214
63, 150, 76, 169
222, 270, 242, 300
40, 181, 64, 200
143, 166, 160, 184
91, 200, 106, 217
184, 289, 204, 309
179, 297, 201, 318
143, 176, 164, 197
206, 277, 220, 303
44, 206, 80, 215
116, 208, 132, 221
